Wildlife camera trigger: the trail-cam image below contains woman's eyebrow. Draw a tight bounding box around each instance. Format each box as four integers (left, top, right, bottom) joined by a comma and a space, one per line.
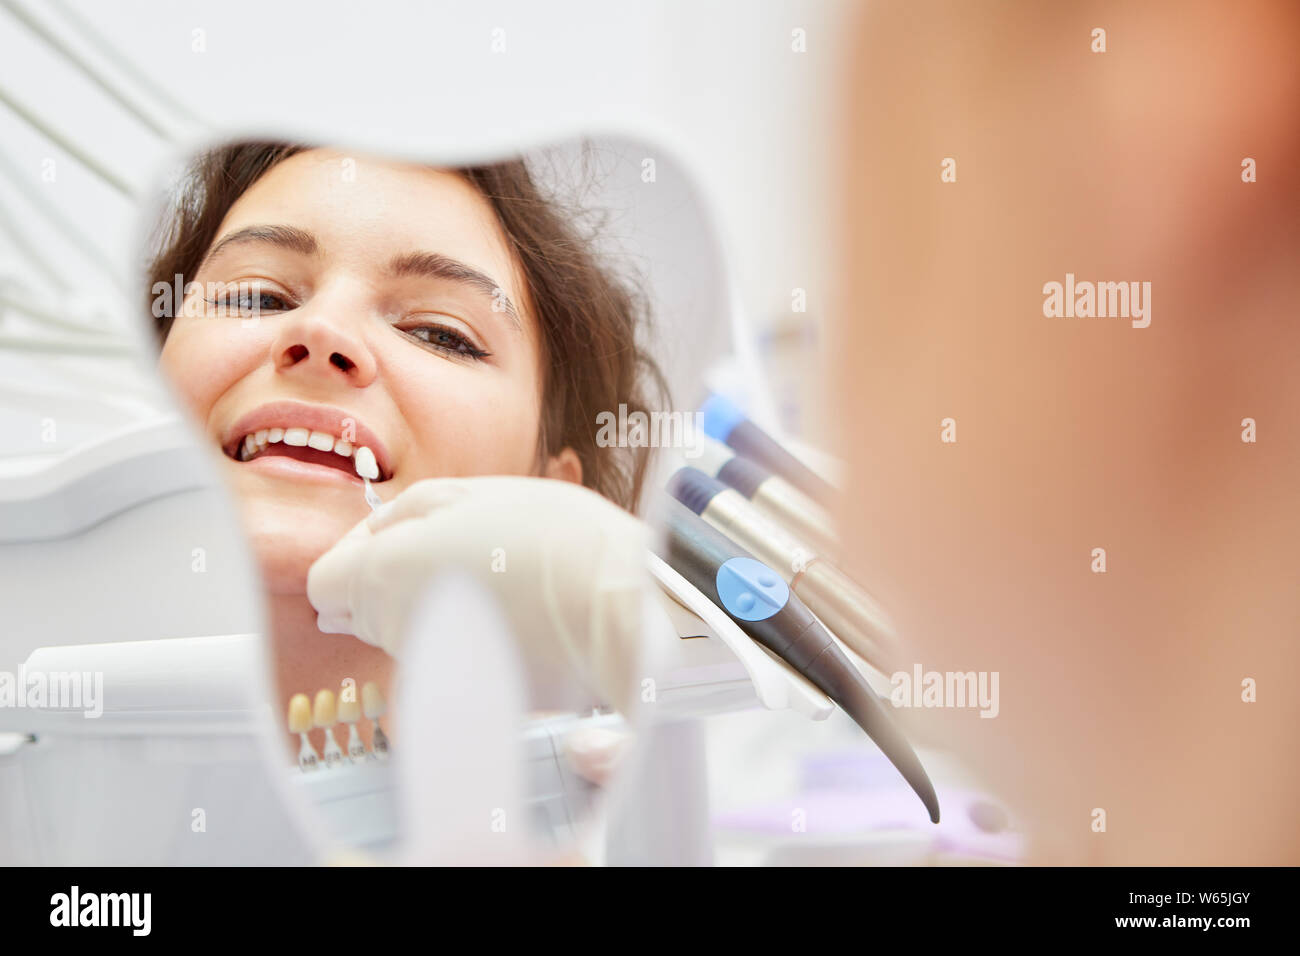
197, 224, 319, 274
387, 251, 521, 331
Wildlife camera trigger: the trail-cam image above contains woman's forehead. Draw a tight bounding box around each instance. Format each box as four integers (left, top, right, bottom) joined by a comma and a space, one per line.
214, 149, 526, 301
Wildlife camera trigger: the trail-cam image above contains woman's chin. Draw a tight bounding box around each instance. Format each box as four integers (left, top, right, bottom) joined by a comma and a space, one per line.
243, 513, 353, 595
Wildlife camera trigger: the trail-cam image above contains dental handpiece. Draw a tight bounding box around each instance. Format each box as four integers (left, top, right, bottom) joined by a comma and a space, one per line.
669, 466, 899, 673
690, 434, 840, 559
700, 393, 838, 507
655, 496, 940, 823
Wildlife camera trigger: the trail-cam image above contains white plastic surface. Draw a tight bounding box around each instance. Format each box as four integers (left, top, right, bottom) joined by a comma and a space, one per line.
0, 415, 213, 543
647, 553, 833, 720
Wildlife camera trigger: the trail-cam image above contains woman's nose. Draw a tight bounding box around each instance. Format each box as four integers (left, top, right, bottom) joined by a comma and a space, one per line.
271, 303, 377, 387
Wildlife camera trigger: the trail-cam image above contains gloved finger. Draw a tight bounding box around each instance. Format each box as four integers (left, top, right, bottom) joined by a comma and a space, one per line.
561, 726, 634, 787
344, 516, 459, 653
314, 610, 354, 637
309, 481, 474, 645
365, 477, 474, 534
306, 527, 375, 636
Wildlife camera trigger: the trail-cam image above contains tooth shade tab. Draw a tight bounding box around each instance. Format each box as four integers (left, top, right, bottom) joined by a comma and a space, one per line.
338, 695, 361, 723
362, 681, 385, 718
287, 694, 312, 734
355, 446, 379, 480
312, 689, 337, 727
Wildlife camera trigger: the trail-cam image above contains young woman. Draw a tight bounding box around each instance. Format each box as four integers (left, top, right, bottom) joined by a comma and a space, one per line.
148, 142, 665, 751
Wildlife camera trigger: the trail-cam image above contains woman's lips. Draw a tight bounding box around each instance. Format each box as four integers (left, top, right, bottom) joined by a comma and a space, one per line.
221, 401, 393, 481
234, 444, 367, 487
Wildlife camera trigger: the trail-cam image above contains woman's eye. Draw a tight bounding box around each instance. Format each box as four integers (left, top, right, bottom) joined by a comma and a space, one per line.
206, 289, 291, 314
405, 324, 490, 360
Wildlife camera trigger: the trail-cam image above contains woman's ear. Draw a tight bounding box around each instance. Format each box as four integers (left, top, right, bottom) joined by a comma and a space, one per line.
542, 447, 583, 485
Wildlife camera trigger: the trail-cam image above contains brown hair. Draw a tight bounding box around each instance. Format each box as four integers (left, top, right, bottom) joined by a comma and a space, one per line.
147, 141, 666, 510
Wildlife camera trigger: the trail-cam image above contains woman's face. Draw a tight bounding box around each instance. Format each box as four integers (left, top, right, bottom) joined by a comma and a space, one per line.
160, 149, 565, 592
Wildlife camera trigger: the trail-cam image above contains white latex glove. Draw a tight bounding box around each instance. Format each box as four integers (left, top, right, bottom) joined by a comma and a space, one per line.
306, 476, 652, 713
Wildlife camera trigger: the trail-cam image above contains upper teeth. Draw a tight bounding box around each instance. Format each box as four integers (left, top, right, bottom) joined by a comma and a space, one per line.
237, 427, 375, 476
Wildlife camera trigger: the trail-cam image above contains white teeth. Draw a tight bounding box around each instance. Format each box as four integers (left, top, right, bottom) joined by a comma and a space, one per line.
234, 426, 381, 478
307, 430, 335, 452
354, 446, 379, 480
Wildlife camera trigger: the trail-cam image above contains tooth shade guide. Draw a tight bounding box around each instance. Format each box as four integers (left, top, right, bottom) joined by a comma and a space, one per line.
313, 689, 337, 727
287, 693, 312, 734
339, 694, 367, 761
361, 681, 389, 759
361, 681, 385, 718
338, 695, 361, 724
364, 479, 382, 512
291, 684, 392, 768
355, 445, 383, 509
287, 693, 320, 771
354, 446, 379, 480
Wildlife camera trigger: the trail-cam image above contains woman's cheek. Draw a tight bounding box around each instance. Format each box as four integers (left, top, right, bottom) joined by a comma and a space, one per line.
397, 364, 544, 478
159, 324, 217, 420
164, 320, 275, 421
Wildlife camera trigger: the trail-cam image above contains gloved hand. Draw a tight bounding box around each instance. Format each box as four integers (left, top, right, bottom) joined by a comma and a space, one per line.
306, 476, 653, 713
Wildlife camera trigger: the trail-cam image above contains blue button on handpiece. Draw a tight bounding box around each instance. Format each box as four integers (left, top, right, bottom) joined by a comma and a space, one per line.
657, 495, 941, 823
716, 557, 790, 621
